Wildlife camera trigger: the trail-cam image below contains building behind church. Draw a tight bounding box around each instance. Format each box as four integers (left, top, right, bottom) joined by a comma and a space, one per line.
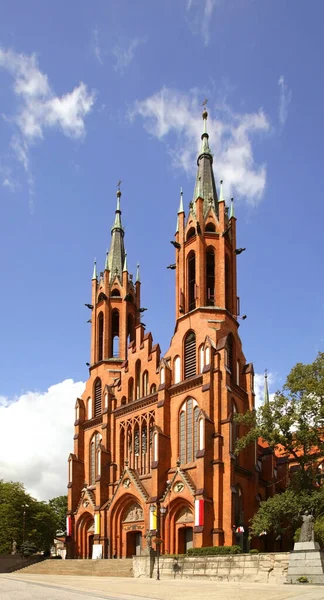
67, 109, 280, 559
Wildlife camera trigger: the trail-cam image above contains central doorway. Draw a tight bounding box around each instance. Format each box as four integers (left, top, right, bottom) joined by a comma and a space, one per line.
126, 531, 142, 557
178, 527, 193, 554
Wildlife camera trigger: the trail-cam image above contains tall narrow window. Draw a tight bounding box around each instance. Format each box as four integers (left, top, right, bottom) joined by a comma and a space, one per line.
135, 360, 141, 399
90, 432, 101, 485
143, 371, 148, 396
206, 248, 215, 306
174, 356, 181, 384
179, 398, 199, 464
98, 312, 104, 362
111, 310, 119, 358
184, 331, 196, 378
226, 334, 234, 374
128, 377, 134, 401
225, 255, 232, 312
188, 251, 196, 311
231, 401, 238, 454
94, 379, 102, 417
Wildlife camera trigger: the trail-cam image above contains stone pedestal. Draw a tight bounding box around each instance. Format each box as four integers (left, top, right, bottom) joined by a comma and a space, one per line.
288, 542, 324, 585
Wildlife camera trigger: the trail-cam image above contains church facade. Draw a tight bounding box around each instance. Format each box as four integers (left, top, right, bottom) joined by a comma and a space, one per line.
67, 110, 275, 559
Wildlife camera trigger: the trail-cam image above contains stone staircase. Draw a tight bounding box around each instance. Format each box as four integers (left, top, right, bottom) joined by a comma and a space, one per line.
18, 558, 133, 577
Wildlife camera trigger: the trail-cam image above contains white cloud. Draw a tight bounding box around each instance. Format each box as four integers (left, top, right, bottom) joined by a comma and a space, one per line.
92, 28, 103, 65
130, 87, 270, 205
254, 372, 276, 410
278, 75, 292, 126
0, 379, 85, 500
187, 0, 217, 46
0, 47, 95, 197
112, 37, 143, 74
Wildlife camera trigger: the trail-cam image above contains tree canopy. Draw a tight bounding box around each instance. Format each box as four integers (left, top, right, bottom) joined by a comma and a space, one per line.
235, 352, 324, 544
236, 352, 324, 491
0, 480, 67, 555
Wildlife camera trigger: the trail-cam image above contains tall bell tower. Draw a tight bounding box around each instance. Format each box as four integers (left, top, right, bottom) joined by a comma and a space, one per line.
175, 108, 238, 320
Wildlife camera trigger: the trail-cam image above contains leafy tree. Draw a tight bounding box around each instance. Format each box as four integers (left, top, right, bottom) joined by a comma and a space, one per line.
0, 480, 59, 554
48, 495, 67, 534
235, 353, 324, 544
235, 352, 324, 491
250, 487, 324, 539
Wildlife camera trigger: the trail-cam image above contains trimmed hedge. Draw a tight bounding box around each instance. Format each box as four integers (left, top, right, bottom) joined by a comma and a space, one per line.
187, 545, 241, 556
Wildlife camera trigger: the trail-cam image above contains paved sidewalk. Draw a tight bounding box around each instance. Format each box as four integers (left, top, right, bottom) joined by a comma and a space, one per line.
1, 573, 324, 600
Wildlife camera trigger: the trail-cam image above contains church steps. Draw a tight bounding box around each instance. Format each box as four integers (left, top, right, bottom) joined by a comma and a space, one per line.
17, 558, 133, 577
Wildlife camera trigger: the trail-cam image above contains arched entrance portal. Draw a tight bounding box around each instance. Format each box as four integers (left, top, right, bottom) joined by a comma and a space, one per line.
176, 506, 194, 554
76, 512, 95, 559
123, 502, 144, 558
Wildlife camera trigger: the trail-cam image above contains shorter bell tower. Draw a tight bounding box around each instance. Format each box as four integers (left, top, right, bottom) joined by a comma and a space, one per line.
88, 189, 141, 375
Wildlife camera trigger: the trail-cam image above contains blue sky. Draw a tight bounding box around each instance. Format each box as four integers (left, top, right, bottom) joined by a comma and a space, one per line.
0, 1, 323, 498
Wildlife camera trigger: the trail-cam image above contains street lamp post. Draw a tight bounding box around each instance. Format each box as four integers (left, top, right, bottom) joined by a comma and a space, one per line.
156, 504, 167, 581
22, 504, 29, 544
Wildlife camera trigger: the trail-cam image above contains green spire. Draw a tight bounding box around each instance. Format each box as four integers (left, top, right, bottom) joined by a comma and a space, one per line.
200, 109, 212, 156
136, 262, 140, 282
218, 180, 224, 203
105, 249, 109, 271
192, 108, 218, 217
123, 252, 128, 272
264, 370, 270, 405
178, 187, 184, 214
107, 188, 126, 282
92, 259, 97, 280
112, 190, 123, 231
229, 197, 235, 219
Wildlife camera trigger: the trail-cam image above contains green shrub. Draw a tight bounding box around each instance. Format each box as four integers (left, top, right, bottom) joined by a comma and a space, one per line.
297, 576, 308, 584
187, 545, 241, 556
249, 549, 259, 554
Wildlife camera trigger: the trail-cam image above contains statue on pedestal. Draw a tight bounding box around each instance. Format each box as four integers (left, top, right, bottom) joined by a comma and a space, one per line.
299, 511, 315, 543
11, 540, 17, 555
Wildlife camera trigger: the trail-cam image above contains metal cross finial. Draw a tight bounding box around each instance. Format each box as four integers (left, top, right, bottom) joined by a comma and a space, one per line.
202, 98, 209, 107
117, 180, 122, 190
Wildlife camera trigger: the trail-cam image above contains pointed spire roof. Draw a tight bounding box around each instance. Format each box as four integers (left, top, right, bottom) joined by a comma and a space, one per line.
192, 108, 218, 218
218, 179, 224, 203
92, 259, 97, 280
123, 252, 128, 272
107, 189, 126, 283
229, 197, 235, 219
178, 187, 184, 214
105, 249, 109, 271
264, 370, 270, 405
136, 262, 140, 283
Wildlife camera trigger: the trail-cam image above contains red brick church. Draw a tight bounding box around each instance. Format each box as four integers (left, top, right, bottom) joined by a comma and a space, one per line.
67, 109, 277, 559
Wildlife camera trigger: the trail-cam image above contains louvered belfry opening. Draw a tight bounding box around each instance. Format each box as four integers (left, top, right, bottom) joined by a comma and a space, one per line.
184, 331, 196, 379
227, 334, 233, 374
188, 251, 196, 311
98, 312, 104, 361
94, 379, 102, 417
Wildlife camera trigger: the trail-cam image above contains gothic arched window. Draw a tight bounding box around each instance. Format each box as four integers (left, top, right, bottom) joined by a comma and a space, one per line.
135, 360, 141, 399
90, 432, 101, 485
179, 398, 199, 464
206, 247, 215, 306
226, 333, 234, 374
128, 377, 134, 402
184, 331, 196, 379
94, 378, 102, 417
225, 254, 232, 312
174, 356, 181, 384
142, 371, 149, 396
98, 312, 104, 362
187, 251, 196, 311
231, 401, 238, 454
111, 309, 119, 358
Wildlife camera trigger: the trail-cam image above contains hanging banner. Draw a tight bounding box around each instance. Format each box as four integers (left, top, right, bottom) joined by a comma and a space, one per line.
92, 544, 103, 559
149, 507, 157, 531
194, 499, 204, 527
66, 515, 72, 536
95, 514, 100, 535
